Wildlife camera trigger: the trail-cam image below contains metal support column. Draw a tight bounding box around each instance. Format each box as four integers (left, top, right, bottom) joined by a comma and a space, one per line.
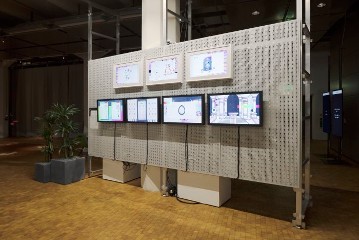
116, 16, 120, 54
292, 0, 311, 229
88, 4, 92, 60
188, 0, 192, 40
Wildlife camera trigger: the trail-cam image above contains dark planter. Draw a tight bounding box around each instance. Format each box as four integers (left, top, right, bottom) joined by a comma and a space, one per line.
34, 162, 51, 183
50, 157, 85, 185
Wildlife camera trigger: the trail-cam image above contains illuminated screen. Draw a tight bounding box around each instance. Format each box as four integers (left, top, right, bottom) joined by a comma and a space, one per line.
114, 63, 141, 86
322, 92, 330, 133
332, 89, 343, 137
148, 57, 179, 83
127, 97, 160, 123
189, 48, 230, 80
208, 92, 263, 126
162, 95, 204, 124
97, 99, 125, 122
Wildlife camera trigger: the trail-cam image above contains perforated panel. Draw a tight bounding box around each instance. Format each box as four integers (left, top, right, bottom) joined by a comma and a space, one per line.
88, 20, 301, 188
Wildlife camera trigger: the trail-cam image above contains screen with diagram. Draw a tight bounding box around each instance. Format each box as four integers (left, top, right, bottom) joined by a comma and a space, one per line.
147, 55, 181, 85
97, 99, 125, 122
332, 89, 343, 137
208, 92, 262, 126
113, 62, 141, 88
188, 46, 231, 81
127, 97, 160, 123
322, 92, 331, 133
162, 95, 204, 124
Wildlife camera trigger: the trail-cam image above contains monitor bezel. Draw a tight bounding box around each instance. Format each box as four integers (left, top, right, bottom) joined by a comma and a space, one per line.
145, 54, 183, 86
207, 91, 263, 127
186, 45, 233, 83
97, 98, 127, 123
161, 94, 205, 125
331, 88, 343, 137
125, 96, 161, 124
113, 60, 143, 89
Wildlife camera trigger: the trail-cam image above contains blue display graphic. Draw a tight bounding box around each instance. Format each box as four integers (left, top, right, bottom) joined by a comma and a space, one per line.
332, 89, 343, 137
322, 92, 331, 133
208, 92, 262, 126
163, 95, 204, 124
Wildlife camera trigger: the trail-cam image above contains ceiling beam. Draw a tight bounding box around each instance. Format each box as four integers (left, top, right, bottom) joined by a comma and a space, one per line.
0, 0, 31, 21
46, 0, 79, 15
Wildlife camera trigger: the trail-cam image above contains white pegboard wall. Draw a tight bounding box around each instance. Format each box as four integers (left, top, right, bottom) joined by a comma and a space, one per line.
88, 20, 301, 188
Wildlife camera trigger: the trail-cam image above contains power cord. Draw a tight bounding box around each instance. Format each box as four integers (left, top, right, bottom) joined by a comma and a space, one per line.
185, 124, 189, 171
237, 126, 240, 179
144, 123, 149, 171
113, 122, 117, 160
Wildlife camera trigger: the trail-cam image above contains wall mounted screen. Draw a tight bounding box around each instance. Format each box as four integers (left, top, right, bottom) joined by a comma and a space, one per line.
332, 89, 343, 137
146, 55, 183, 85
126, 97, 160, 123
186, 45, 232, 82
322, 92, 331, 133
113, 61, 142, 88
97, 99, 125, 122
208, 92, 263, 126
162, 95, 205, 124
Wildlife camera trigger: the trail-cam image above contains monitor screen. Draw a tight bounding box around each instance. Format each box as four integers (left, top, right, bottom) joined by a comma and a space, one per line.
162, 95, 205, 124
187, 46, 232, 82
146, 55, 182, 85
208, 92, 263, 126
97, 99, 125, 122
332, 89, 343, 137
126, 97, 160, 123
113, 62, 142, 88
322, 92, 331, 133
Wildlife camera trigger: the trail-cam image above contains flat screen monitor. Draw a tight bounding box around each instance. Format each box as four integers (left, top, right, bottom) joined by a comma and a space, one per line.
208, 92, 263, 126
146, 54, 183, 85
126, 97, 160, 123
113, 61, 143, 88
322, 92, 331, 133
332, 89, 343, 137
97, 99, 125, 122
162, 95, 205, 124
186, 45, 232, 82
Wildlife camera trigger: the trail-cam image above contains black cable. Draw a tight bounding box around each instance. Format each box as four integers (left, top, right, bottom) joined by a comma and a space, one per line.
176, 195, 199, 204
144, 123, 149, 171
237, 126, 240, 179
185, 124, 189, 171
113, 122, 117, 161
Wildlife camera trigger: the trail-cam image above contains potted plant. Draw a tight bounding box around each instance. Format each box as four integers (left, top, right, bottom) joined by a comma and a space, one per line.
34, 103, 87, 185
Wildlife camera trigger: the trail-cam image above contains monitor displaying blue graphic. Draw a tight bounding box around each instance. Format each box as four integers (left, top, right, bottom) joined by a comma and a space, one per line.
97, 99, 125, 122
322, 92, 331, 133
332, 89, 343, 137
162, 95, 204, 124
127, 97, 160, 123
208, 92, 263, 126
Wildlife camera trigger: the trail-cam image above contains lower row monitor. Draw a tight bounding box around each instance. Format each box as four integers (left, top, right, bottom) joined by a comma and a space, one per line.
97, 91, 263, 126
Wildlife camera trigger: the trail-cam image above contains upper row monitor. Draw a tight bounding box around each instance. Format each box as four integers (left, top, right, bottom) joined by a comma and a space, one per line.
113, 45, 233, 88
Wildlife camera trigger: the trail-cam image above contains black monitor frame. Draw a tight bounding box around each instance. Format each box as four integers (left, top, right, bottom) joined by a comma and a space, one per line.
97, 98, 127, 123
331, 89, 343, 138
161, 94, 205, 125
207, 91, 263, 126
125, 96, 161, 124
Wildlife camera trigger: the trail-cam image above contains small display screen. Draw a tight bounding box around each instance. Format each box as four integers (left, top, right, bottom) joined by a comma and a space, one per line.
322, 92, 331, 133
208, 92, 263, 126
114, 63, 140, 85
127, 97, 160, 123
97, 99, 125, 122
162, 95, 204, 124
189, 49, 229, 79
332, 89, 343, 137
148, 57, 179, 83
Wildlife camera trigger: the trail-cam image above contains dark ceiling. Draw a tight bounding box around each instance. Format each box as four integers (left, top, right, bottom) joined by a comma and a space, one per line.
0, 0, 357, 60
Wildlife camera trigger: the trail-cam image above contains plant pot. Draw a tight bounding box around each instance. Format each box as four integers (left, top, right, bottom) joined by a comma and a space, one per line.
50, 157, 85, 185
34, 162, 51, 183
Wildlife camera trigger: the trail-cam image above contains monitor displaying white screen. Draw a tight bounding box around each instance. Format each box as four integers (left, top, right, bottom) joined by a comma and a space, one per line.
162, 95, 204, 124
126, 97, 160, 123
186, 46, 232, 82
97, 99, 125, 122
146, 55, 183, 85
208, 92, 263, 126
113, 61, 142, 88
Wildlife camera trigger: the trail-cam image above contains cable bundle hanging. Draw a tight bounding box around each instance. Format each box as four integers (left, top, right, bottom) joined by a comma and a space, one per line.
237, 126, 240, 179
113, 123, 117, 161
185, 124, 189, 171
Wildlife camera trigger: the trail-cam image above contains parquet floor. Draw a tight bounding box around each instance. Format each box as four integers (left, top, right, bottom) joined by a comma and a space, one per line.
0, 138, 358, 239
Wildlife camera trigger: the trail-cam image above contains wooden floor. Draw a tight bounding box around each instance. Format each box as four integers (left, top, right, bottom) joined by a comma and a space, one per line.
0, 138, 359, 240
